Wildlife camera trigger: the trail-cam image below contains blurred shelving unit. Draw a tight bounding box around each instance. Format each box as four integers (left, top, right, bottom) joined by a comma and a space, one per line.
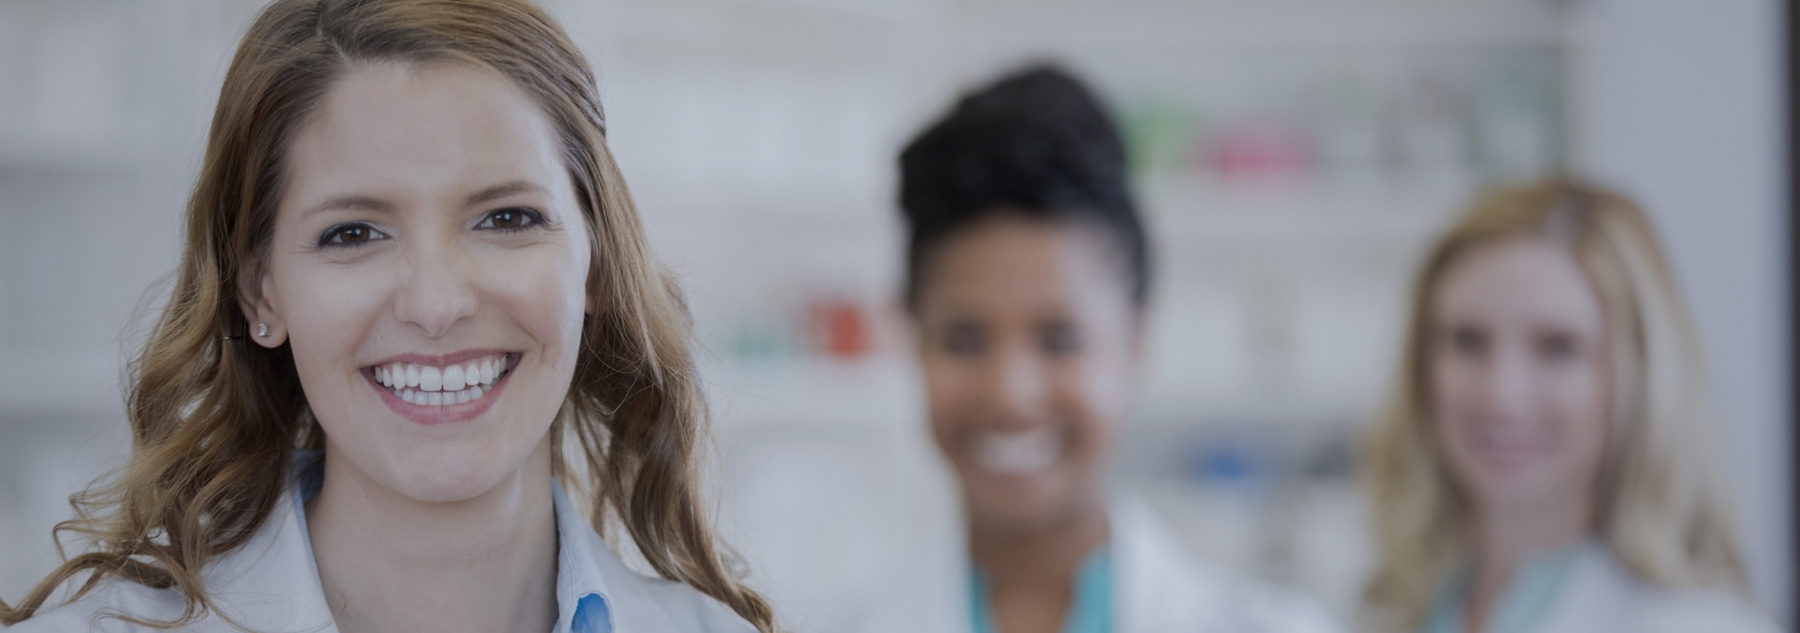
553, 0, 1576, 625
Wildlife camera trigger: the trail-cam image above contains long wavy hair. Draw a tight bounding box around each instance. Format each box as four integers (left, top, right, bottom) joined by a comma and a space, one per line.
0, 1, 775, 630
1360, 180, 1747, 630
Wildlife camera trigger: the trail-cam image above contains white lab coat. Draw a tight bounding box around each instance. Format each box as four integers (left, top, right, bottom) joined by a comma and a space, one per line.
8, 477, 755, 633
1525, 543, 1781, 633
854, 493, 1347, 633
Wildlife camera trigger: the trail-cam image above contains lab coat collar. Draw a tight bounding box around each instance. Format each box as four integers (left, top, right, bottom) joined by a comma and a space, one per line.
240, 452, 617, 633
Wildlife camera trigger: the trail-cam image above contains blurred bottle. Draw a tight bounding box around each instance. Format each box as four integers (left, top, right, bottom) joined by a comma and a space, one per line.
808, 298, 871, 361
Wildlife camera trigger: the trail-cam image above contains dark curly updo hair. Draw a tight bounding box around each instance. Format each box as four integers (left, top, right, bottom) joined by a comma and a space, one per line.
898, 64, 1150, 311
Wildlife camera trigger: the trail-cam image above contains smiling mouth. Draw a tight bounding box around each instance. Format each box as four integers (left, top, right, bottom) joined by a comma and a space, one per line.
972, 427, 1065, 475
367, 353, 515, 407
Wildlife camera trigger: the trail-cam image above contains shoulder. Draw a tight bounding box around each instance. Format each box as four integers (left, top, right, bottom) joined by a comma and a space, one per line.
1635, 586, 1783, 633
1558, 546, 1783, 633
1110, 495, 1347, 633
6, 581, 192, 632
575, 529, 759, 633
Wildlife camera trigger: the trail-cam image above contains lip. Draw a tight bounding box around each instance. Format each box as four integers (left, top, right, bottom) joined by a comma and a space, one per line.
364, 351, 519, 426
365, 348, 517, 369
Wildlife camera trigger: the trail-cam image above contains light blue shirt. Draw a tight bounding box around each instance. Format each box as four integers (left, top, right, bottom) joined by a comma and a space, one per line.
1421, 541, 1586, 633
291, 451, 614, 633
969, 544, 1113, 633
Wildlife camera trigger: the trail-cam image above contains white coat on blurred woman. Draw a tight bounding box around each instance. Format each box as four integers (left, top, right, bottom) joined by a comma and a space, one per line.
857, 491, 1342, 633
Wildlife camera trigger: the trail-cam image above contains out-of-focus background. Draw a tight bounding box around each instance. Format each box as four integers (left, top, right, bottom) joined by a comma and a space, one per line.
0, 0, 1787, 630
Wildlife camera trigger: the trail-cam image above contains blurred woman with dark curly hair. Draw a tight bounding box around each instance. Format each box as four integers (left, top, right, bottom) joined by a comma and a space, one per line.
857, 65, 1343, 633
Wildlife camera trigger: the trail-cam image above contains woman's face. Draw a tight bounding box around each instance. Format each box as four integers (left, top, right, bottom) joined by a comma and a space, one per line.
914, 216, 1141, 533
1429, 237, 1611, 519
245, 61, 591, 503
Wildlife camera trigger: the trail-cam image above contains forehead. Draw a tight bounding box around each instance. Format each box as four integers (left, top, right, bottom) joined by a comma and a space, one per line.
283, 60, 566, 205
1433, 237, 1603, 330
919, 215, 1131, 316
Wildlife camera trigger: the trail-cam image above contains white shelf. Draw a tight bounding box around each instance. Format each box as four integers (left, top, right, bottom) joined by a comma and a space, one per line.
700, 354, 921, 431
1138, 173, 1470, 245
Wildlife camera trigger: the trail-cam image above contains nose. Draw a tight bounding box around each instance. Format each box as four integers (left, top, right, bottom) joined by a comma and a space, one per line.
392, 237, 479, 338
982, 344, 1049, 425
1480, 344, 1535, 423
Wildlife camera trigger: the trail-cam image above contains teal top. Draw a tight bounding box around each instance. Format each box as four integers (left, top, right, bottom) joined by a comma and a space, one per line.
1421, 541, 1588, 633
970, 545, 1112, 633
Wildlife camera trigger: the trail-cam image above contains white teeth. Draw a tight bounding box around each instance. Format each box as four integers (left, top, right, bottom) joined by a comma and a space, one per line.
375, 355, 508, 406
419, 366, 442, 392
973, 428, 1063, 475
443, 364, 465, 392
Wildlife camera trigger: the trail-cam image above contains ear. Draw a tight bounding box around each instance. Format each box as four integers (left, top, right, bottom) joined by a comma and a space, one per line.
1127, 309, 1150, 370
238, 259, 290, 348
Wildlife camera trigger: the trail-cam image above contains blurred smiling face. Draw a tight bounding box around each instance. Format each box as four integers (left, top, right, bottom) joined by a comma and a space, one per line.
914, 215, 1141, 533
1429, 237, 1611, 517
244, 60, 591, 503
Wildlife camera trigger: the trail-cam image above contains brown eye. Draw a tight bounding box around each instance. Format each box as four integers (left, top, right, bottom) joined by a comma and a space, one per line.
941, 322, 986, 357
1447, 326, 1487, 357
1038, 322, 1079, 356
317, 222, 388, 248
1537, 332, 1579, 362
477, 207, 544, 232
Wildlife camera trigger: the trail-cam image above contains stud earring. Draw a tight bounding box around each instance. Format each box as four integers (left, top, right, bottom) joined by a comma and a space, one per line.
256, 323, 269, 338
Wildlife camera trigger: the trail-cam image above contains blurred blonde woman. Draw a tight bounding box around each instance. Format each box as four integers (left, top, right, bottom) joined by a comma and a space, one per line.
1361, 180, 1781, 633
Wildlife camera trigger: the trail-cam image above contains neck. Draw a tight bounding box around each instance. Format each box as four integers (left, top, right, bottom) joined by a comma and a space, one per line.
967, 496, 1109, 632
306, 438, 559, 633
1465, 493, 1593, 633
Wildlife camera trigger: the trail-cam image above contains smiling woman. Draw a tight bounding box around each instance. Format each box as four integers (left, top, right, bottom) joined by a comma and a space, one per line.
0, 1, 773, 632
1361, 181, 1779, 633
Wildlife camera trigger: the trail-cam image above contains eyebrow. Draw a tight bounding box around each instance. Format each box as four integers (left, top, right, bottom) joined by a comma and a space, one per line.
465, 180, 546, 206
306, 194, 394, 217
302, 180, 547, 217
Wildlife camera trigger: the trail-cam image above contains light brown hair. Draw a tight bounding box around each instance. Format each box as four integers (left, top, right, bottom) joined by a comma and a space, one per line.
0, 0, 775, 630
1360, 180, 1747, 629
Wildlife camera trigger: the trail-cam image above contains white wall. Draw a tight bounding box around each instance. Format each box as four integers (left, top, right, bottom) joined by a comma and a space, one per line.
1571, 0, 1791, 622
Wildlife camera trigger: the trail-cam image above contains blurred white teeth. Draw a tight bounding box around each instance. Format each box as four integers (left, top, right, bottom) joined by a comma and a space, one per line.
373, 354, 510, 406
973, 427, 1063, 474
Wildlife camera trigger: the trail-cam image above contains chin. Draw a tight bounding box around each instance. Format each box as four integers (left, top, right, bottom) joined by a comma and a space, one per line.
377, 440, 518, 503
964, 469, 1083, 531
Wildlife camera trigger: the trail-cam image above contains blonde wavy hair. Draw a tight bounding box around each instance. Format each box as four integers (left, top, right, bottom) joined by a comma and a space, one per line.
0, 0, 775, 630
1361, 180, 1747, 629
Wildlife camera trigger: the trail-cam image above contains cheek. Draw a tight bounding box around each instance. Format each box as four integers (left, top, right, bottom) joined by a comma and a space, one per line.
921, 357, 979, 443
1053, 355, 1132, 456
1427, 355, 1481, 433
484, 244, 589, 359
276, 258, 392, 383
1548, 366, 1611, 468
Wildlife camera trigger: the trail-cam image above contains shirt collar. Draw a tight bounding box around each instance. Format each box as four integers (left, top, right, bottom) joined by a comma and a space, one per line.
553, 480, 616, 633
289, 452, 616, 633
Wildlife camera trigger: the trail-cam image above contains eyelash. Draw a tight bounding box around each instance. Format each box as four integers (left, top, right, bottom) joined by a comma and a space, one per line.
313, 207, 547, 249
317, 222, 388, 249
475, 207, 547, 232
